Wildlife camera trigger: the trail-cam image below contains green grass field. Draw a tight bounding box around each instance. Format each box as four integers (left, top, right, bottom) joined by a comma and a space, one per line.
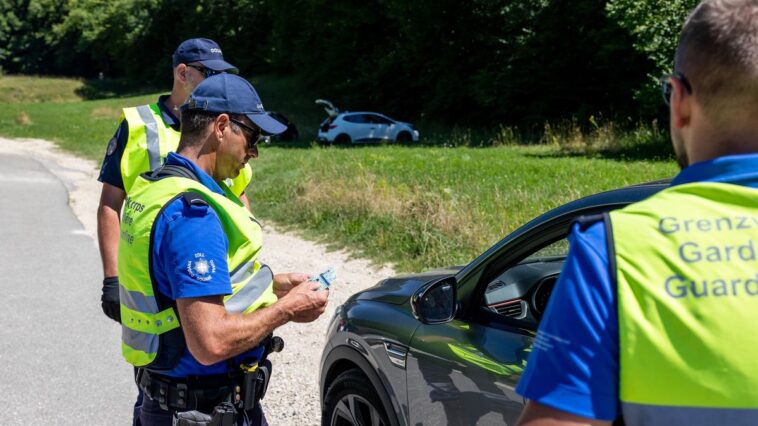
0, 75, 678, 271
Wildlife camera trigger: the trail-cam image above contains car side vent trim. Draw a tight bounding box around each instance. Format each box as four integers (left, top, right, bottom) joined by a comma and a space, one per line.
384, 342, 408, 369
491, 300, 528, 320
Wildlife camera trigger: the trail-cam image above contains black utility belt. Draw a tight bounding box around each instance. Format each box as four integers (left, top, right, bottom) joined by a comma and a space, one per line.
137, 360, 272, 413
137, 369, 237, 412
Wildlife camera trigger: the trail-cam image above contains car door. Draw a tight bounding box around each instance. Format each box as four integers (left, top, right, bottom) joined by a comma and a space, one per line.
405, 242, 570, 425
343, 114, 371, 142
367, 114, 392, 141
404, 191, 649, 425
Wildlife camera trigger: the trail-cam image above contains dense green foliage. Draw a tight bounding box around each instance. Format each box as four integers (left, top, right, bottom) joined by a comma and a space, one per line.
1, 0, 696, 128
607, 0, 700, 115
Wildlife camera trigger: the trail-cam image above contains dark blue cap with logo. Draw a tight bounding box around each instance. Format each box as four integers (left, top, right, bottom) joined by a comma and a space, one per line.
181, 74, 287, 136
172, 38, 238, 73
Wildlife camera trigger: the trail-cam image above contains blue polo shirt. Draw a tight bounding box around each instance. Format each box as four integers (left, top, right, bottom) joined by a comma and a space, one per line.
151, 152, 263, 377
98, 95, 180, 190
515, 153, 758, 420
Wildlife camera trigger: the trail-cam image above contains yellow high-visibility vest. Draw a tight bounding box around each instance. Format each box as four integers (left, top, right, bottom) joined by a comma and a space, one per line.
120, 103, 252, 196
611, 182, 758, 425
118, 166, 276, 368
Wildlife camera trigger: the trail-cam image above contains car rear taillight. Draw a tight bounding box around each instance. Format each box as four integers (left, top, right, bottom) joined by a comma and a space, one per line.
329, 124, 337, 129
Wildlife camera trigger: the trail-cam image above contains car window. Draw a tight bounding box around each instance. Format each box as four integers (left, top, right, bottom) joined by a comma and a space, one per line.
481, 237, 568, 324
343, 114, 367, 124
524, 239, 569, 260
368, 115, 392, 125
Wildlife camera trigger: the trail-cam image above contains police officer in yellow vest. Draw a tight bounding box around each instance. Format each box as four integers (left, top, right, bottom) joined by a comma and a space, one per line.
98, 38, 253, 324
119, 73, 329, 425
516, 1, 758, 425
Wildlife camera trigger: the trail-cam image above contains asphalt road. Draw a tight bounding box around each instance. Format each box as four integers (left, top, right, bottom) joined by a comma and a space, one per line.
0, 151, 134, 424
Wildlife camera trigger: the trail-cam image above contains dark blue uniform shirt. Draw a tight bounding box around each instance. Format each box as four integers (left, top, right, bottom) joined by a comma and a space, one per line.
151, 152, 264, 377
98, 95, 180, 190
515, 153, 758, 420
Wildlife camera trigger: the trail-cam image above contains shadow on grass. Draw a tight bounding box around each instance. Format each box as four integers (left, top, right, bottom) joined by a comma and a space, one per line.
265, 140, 430, 150
525, 140, 675, 162
75, 78, 163, 100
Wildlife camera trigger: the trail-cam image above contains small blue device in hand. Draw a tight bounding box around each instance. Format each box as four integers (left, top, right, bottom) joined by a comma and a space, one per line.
310, 267, 336, 290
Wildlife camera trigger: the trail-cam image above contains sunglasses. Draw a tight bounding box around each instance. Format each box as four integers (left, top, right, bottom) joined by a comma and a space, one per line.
186, 64, 222, 79
661, 72, 693, 106
229, 117, 263, 150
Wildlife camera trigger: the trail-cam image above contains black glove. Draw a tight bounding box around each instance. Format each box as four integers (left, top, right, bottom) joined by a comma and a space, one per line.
101, 276, 121, 323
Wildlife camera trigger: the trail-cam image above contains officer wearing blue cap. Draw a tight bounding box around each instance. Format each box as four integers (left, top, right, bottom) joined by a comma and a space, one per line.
117, 74, 329, 426
97, 37, 255, 426
97, 38, 254, 322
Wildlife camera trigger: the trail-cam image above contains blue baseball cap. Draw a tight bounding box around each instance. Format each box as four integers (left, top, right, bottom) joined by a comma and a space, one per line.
181, 74, 287, 135
172, 38, 238, 73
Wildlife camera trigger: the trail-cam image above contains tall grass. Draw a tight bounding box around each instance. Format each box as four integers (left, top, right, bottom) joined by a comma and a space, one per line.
252, 144, 676, 271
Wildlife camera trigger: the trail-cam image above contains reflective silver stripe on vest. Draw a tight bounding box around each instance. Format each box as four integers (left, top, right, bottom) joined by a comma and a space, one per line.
135, 105, 161, 170
622, 402, 758, 426
225, 264, 273, 314
230, 261, 256, 282
123, 327, 158, 355
120, 287, 159, 313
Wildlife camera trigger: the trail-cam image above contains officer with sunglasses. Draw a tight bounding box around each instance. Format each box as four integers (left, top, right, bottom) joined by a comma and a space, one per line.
517, 1, 758, 425
117, 73, 329, 425
96, 38, 255, 424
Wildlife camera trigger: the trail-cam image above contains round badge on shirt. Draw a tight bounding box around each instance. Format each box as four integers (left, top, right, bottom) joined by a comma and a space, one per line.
187, 253, 216, 282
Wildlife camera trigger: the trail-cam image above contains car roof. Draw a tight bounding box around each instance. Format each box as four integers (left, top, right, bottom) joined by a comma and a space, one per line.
341, 111, 389, 117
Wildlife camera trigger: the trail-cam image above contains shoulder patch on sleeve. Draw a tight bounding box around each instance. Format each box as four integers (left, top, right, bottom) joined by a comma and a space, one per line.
106, 136, 118, 156
181, 192, 210, 217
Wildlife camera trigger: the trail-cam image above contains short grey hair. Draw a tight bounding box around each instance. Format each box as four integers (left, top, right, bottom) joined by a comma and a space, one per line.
675, 0, 758, 124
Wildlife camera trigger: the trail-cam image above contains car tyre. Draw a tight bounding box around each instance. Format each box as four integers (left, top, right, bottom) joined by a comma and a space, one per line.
395, 131, 412, 143
322, 369, 390, 426
335, 134, 352, 145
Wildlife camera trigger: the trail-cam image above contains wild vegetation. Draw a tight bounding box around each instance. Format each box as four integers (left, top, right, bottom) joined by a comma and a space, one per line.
1, 0, 698, 127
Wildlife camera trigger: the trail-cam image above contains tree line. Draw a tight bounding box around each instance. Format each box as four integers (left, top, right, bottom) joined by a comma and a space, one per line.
1, 0, 697, 127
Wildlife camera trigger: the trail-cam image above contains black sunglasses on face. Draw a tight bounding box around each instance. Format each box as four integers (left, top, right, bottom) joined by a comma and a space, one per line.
229, 117, 263, 150
661, 72, 693, 106
186, 64, 222, 79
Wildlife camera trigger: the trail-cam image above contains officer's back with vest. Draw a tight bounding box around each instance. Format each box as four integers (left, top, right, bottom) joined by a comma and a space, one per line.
516, 1, 758, 425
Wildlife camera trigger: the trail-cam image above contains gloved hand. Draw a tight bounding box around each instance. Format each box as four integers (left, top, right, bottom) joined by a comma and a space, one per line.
101, 276, 121, 323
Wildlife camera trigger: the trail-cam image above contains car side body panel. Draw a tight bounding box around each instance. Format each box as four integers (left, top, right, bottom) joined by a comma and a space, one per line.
321, 298, 423, 425
406, 318, 531, 425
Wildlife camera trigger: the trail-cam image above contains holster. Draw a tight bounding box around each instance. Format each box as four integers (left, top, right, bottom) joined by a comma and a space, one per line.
241, 358, 272, 410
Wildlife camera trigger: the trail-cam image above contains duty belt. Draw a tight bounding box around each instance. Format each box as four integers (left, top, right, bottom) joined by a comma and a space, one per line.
137, 369, 238, 412
138, 335, 283, 413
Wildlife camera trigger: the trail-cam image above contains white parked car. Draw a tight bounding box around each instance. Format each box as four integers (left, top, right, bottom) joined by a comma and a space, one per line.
316, 99, 420, 144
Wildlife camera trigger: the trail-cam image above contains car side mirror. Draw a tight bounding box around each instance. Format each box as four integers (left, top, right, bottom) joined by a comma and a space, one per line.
411, 276, 457, 324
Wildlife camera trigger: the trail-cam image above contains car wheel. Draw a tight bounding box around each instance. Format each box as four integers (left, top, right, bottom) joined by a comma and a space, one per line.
335, 134, 352, 145
395, 132, 412, 143
323, 369, 390, 426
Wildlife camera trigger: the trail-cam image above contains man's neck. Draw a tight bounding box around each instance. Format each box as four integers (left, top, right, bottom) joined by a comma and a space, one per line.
176, 147, 216, 180
163, 90, 189, 121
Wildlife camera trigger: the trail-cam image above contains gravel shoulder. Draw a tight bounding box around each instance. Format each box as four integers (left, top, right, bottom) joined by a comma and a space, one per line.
4, 137, 396, 425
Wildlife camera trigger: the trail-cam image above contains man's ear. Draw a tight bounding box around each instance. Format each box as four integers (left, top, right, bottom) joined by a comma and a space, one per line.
671, 77, 691, 129
214, 114, 231, 141
175, 64, 188, 84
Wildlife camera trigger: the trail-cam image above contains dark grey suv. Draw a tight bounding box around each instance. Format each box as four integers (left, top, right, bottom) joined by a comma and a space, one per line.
319, 181, 669, 426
